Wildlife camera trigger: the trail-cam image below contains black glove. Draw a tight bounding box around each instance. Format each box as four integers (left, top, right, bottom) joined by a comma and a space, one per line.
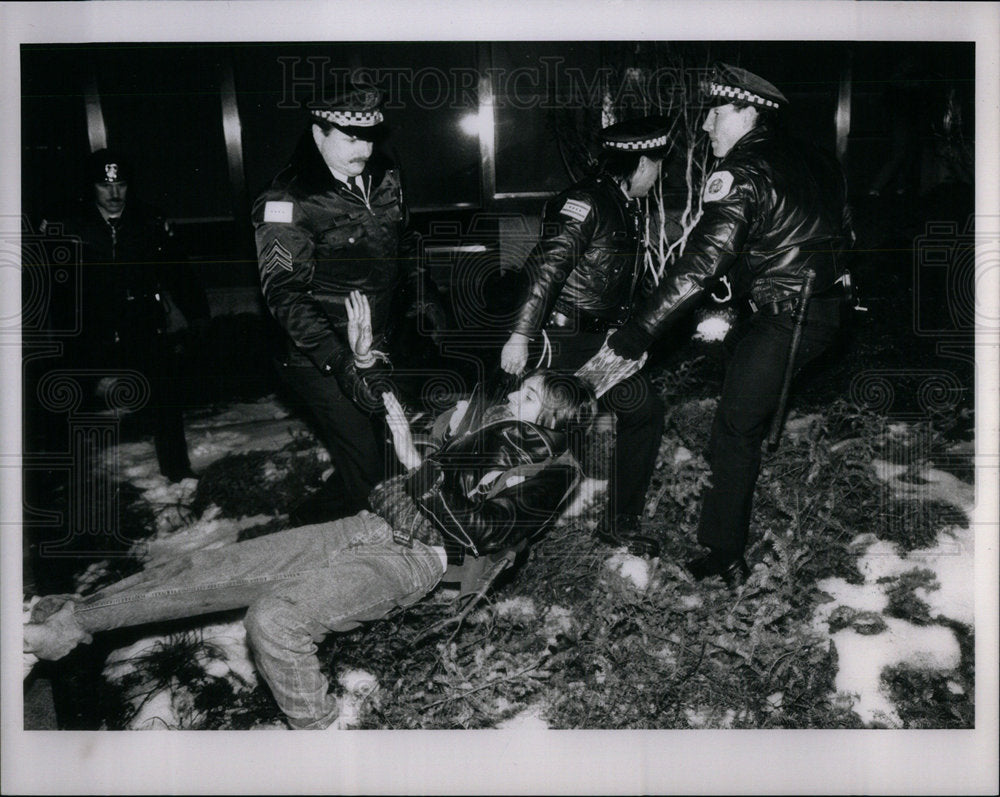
607, 324, 654, 361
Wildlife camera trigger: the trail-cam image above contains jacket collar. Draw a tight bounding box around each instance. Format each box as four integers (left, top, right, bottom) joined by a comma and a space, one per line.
290, 129, 388, 195
726, 121, 775, 157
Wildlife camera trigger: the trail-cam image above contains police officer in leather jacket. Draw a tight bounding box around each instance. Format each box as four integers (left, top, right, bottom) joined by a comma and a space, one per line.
608, 64, 854, 586
253, 82, 442, 523
47, 149, 210, 482
500, 116, 672, 557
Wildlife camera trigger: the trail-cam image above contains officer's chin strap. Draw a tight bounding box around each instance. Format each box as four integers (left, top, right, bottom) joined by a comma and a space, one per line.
533, 329, 553, 369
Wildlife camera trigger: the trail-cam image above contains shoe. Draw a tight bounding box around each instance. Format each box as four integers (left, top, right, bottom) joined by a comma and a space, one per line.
23, 601, 92, 661
164, 468, 198, 483
686, 549, 750, 587
597, 513, 661, 558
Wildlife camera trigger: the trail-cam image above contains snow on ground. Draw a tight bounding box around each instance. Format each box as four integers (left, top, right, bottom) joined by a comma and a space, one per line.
76, 399, 976, 730
810, 456, 975, 727
331, 669, 381, 729
496, 702, 550, 729
103, 618, 256, 730
605, 551, 651, 591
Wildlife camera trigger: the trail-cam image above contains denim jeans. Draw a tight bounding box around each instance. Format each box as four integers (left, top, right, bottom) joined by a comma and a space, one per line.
73, 511, 445, 729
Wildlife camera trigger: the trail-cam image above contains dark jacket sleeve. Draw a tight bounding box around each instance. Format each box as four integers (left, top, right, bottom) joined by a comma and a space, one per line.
253, 190, 349, 374
156, 220, 210, 323
512, 190, 598, 337
624, 168, 755, 341
406, 459, 578, 556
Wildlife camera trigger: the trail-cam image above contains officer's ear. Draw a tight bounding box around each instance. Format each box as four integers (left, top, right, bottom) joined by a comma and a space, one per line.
311, 123, 327, 148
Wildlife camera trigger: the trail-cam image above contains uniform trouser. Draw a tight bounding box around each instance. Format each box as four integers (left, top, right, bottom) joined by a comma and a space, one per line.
278, 361, 386, 508
696, 299, 841, 555
72, 511, 445, 729
150, 338, 191, 479
538, 329, 665, 516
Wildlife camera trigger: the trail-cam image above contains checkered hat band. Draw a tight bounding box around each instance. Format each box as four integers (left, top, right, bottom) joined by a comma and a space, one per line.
312, 109, 384, 126
709, 82, 779, 109
606, 133, 669, 151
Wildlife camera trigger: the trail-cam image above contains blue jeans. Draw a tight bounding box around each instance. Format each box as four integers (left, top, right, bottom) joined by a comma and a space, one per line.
73, 511, 445, 729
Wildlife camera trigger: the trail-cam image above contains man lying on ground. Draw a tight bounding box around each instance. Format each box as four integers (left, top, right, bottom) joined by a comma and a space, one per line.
24, 308, 597, 729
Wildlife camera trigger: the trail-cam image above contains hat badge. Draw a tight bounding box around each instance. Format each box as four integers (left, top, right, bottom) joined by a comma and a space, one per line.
105, 163, 119, 182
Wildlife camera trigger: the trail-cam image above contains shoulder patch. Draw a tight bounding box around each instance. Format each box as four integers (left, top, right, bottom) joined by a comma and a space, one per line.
702, 171, 735, 203
560, 198, 592, 222
263, 201, 294, 223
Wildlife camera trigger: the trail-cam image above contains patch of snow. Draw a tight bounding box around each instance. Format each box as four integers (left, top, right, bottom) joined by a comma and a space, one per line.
828, 618, 961, 727
493, 597, 537, 622
496, 702, 549, 729
606, 552, 650, 591
693, 316, 730, 342
103, 623, 256, 730
812, 522, 973, 726
332, 668, 380, 729
672, 446, 693, 465
542, 605, 574, 644
873, 460, 975, 515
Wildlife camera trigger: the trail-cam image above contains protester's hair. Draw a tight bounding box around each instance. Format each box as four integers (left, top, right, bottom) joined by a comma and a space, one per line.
528, 371, 598, 432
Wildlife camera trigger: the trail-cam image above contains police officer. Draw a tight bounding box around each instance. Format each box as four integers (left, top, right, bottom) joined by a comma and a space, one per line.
606, 64, 854, 585
50, 148, 210, 482
254, 82, 441, 523
500, 117, 672, 556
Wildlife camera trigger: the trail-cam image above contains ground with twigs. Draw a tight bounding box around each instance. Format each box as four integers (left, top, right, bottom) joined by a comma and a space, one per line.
23, 184, 978, 730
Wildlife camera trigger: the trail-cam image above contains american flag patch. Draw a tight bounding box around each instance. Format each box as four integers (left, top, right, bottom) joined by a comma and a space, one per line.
263, 201, 294, 223
560, 198, 592, 222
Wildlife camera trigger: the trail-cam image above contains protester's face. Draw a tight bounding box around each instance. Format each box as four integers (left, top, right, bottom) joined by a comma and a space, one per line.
702, 103, 758, 157
312, 125, 374, 177
626, 155, 663, 198
94, 181, 128, 217
507, 374, 547, 425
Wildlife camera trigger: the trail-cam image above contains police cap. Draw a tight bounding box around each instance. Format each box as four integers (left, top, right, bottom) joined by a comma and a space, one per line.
706, 63, 788, 110
88, 148, 130, 184
600, 116, 672, 156
311, 82, 385, 139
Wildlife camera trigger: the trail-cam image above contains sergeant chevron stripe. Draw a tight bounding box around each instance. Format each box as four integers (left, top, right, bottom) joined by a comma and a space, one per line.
262, 240, 293, 273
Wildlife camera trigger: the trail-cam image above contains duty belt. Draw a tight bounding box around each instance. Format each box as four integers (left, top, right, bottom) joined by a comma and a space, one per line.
546, 310, 619, 335
748, 282, 844, 316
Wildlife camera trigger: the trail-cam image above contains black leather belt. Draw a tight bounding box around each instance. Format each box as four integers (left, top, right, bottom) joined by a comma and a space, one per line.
546, 310, 618, 335
748, 283, 844, 316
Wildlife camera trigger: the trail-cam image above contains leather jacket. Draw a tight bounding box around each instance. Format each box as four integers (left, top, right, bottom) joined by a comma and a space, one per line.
512, 173, 644, 336
45, 198, 209, 352
627, 123, 853, 340
253, 131, 411, 377
403, 419, 582, 561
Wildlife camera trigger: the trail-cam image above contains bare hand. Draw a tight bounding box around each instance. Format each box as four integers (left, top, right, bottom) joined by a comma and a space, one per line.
500, 332, 529, 375
346, 290, 373, 360
383, 392, 422, 469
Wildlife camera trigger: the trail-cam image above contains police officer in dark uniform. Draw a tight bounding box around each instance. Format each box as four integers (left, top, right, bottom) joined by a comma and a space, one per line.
253, 82, 442, 523
50, 149, 210, 482
606, 64, 854, 585
500, 117, 672, 556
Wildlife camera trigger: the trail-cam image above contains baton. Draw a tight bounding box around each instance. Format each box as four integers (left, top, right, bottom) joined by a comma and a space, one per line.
766, 269, 816, 451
